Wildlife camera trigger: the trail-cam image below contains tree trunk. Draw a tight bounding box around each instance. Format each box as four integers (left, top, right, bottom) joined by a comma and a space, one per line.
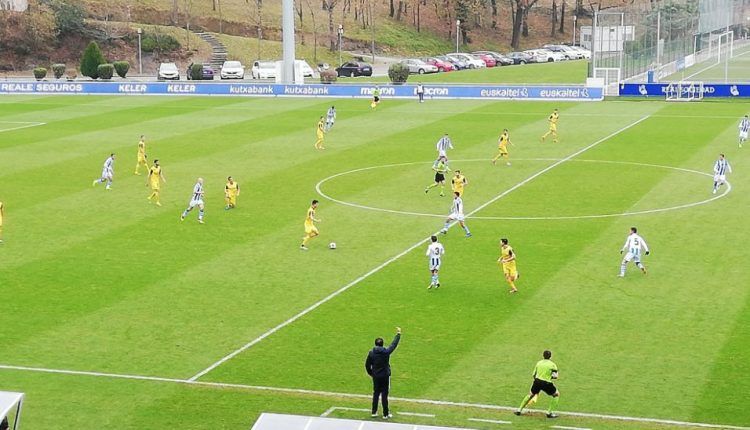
417, 0, 421, 31
490, 0, 498, 29
396, 0, 403, 20
389, 0, 395, 17
327, 2, 335, 51
511, 2, 523, 49
551, 0, 557, 37
171, 0, 178, 25
522, 8, 529, 37
559, 0, 565, 33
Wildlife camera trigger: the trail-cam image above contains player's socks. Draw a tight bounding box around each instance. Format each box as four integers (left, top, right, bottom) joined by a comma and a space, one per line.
198, 209, 204, 222
518, 394, 532, 412
509, 280, 517, 292
443, 222, 450, 231
548, 396, 559, 414
463, 225, 471, 235
619, 261, 627, 277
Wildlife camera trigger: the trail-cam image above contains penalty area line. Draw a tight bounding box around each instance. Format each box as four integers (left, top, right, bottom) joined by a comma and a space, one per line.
0, 121, 46, 133
188, 114, 652, 382
0, 363, 747, 429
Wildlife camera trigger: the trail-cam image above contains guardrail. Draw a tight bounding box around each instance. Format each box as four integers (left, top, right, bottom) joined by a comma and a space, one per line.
0, 81, 604, 101
619, 83, 750, 97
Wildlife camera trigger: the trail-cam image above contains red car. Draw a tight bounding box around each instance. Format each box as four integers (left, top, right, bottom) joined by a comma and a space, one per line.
473, 53, 497, 67
422, 57, 455, 72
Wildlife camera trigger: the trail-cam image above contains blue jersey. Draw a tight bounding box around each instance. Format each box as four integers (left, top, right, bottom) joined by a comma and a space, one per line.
714, 158, 731, 175
192, 182, 204, 201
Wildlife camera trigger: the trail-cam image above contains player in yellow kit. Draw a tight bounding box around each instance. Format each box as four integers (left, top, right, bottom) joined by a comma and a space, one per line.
314, 116, 326, 150
146, 159, 166, 206
0, 200, 4, 244
224, 176, 240, 210
300, 199, 320, 250
134, 135, 149, 175
451, 170, 468, 196
498, 238, 519, 293
541, 109, 559, 143
492, 129, 513, 166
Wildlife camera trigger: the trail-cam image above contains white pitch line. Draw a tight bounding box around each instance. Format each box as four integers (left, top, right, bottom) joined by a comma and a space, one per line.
399, 411, 436, 418
317, 158, 730, 221
0, 121, 46, 133
189, 115, 652, 382
683, 47, 750, 81
321, 406, 435, 418
1, 363, 748, 429
551, 426, 591, 430
467, 418, 511, 425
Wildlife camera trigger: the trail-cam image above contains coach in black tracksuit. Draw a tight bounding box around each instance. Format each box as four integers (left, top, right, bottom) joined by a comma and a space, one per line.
365, 327, 401, 419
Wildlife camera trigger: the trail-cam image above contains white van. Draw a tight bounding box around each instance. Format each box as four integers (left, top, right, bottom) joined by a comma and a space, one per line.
252, 60, 315, 79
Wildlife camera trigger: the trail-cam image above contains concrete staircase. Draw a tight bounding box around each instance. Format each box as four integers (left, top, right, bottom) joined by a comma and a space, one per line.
194, 31, 228, 70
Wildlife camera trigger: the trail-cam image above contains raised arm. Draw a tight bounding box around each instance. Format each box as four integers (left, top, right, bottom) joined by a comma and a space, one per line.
385, 328, 402, 354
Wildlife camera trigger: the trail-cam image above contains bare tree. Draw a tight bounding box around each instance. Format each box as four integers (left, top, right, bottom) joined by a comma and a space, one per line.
305, 0, 320, 64
184, 0, 193, 50
551, 0, 557, 36
490, 0, 498, 29
559, 0, 565, 33
510, 0, 538, 48
321, 0, 339, 51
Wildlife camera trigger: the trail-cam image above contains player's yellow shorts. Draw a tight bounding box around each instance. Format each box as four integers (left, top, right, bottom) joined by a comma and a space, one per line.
549, 124, 557, 132
316, 131, 324, 139
226, 195, 237, 205
453, 188, 464, 196
150, 182, 160, 191
305, 224, 319, 235
498, 146, 508, 155
503, 264, 518, 279
138, 155, 147, 163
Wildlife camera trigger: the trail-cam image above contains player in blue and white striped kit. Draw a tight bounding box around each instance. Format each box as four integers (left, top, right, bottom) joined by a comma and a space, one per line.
426, 235, 445, 289
92, 153, 115, 190
712, 153, 732, 194
181, 178, 205, 224
619, 227, 649, 277
436, 133, 453, 159
440, 192, 471, 237
738, 115, 749, 148
324, 106, 336, 132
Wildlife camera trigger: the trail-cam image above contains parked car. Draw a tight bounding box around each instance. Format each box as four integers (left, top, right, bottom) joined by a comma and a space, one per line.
401, 59, 439, 74
251, 61, 276, 79
186, 64, 214, 80
447, 53, 486, 69
220, 61, 245, 79
298, 60, 316, 78
437, 55, 467, 70
566, 45, 592, 59
472, 53, 497, 67
473, 51, 513, 66
422, 57, 455, 72
506, 52, 534, 65
544, 44, 581, 60
157, 62, 180, 80
524, 49, 564, 62
335, 61, 373, 77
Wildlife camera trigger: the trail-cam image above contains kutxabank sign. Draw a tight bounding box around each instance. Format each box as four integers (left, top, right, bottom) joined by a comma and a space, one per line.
0, 82, 603, 101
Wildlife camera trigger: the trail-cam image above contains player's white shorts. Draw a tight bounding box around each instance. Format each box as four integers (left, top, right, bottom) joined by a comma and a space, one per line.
101, 169, 113, 179
429, 258, 441, 271
714, 174, 726, 183
623, 252, 641, 263
740, 131, 748, 140
447, 212, 465, 222
326, 117, 335, 124
189, 199, 204, 208
438, 149, 447, 157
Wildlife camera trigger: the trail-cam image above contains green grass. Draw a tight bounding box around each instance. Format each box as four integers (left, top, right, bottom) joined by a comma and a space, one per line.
0, 95, 749, 430
355, 59, 589, 84
664, 42, 750, 83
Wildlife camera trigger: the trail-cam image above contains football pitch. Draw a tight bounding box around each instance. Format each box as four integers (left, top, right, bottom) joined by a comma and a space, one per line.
0, 95, 748, 430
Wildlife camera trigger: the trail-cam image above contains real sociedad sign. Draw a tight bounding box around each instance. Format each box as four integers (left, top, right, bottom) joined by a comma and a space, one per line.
619, 83, 750, 97
0, 81, 603, 101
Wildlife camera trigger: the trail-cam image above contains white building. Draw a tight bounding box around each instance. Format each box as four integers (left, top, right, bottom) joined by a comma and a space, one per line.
0, 0, 28, 11
580, 25, 635, 52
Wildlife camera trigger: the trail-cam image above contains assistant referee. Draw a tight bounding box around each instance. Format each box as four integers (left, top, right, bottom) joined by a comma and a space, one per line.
365, 327, 401, 419
515, 350, 560, 418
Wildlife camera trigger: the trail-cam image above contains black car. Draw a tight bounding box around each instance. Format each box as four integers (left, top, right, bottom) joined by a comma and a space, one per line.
335, 62, 373, 77
186, 64, 215, 80
506, 52, 534, 65
473, 51, 514, 66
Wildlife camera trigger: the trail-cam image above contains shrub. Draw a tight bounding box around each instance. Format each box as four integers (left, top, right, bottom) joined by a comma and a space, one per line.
189, 62, 203, 80
80, 41, 106, 79
320, 69, 337, 84
113, 61, 129, 78
33, 67, 47, 81
97, 63, 114, 80
140, 32, 181, 53
46, 0, 86, 37
51, 63, 66, 79
388, 63, 409, 84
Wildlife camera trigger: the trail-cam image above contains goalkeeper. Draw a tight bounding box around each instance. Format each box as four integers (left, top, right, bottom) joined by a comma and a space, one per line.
515, 350, 561, 418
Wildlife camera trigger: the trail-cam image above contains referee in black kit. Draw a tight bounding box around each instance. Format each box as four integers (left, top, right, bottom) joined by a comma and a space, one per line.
365, 327, 401, 419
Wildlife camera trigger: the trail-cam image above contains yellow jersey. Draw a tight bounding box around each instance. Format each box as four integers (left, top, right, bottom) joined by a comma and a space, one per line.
317, 120, 325, 136
148, 165, 162, 187
0, 201, 3, 226
225, 181, 239, 196
137, 140, 146, 157
499, 132, 509, 149
304, 206, 317, 229
451, 174, 466, 192
500, 245, 516, 268
549, 112, 559, 125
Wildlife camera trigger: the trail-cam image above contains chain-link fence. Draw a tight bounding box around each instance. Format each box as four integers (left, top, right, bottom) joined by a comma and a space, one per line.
590, 0, 748, 84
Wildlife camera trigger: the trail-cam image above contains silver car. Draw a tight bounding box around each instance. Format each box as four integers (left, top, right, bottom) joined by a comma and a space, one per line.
157, 62, 180, 80
401, 59, 439, 74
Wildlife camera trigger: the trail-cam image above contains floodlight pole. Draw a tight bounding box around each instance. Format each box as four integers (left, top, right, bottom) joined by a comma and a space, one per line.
456, 20, 461, 52
572, 15, 577, 46
281, 0, 296, 84
137, 28, 143, 75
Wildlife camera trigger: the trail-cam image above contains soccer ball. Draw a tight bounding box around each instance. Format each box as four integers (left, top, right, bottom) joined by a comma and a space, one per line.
328, 242, 337, 250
